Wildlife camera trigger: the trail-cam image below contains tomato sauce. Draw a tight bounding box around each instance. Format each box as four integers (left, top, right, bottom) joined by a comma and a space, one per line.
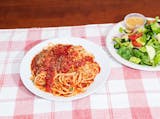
31, 44, 94, 92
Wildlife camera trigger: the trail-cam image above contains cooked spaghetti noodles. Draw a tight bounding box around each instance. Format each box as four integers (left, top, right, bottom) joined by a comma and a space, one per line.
30, 43, 100, 97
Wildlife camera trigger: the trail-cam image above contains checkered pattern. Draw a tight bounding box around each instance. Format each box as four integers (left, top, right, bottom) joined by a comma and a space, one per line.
0, 24, 160, 119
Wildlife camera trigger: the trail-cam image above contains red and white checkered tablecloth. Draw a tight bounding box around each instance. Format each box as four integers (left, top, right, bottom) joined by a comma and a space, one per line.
0, 23, 160, 119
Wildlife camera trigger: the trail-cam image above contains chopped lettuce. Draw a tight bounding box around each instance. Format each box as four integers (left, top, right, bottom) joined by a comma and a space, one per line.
129, 57, 141, 64
154, 52, 160, 65
117, 46, 132, 60
132, 49, 143, 58
119, 27, 125, 33
136, 37, 145, 46
156, 33, 160, 43
137, 27, 146, 33
139, 47, 146, 52
141, 54, 152, 66
155, 16, 159, 22
151, 22, 160, 34
146, 45, 156, 61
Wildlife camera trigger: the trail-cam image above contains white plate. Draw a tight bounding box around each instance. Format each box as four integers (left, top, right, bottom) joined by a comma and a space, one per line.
106, 19, 160, 71
20, 37, 110, 101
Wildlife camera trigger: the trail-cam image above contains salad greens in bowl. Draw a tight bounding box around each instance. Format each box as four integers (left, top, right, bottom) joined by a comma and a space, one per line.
106, 14, 160, 71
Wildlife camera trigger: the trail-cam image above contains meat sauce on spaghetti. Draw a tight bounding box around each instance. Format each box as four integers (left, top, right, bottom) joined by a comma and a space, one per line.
31, 43, 100, 97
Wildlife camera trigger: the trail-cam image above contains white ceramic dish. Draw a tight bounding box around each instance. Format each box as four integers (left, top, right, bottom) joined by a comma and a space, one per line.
106, 18, 160, 71
20, 37, 110, 101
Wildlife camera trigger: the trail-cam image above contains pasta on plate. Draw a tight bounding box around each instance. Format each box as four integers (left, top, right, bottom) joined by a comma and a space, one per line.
30, 43, 100, 97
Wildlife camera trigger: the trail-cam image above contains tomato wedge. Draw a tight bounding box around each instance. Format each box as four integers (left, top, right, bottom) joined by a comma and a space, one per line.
129, 33, 142, 41
132, 41, 142, 47
129, 33, 143, 47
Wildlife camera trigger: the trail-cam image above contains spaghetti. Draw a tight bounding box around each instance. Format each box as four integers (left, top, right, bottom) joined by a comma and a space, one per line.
30, 43, 100, 97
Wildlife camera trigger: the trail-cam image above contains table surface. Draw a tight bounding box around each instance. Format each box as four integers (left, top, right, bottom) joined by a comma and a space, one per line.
1, 1, 160, 118
1, 0, 160, 28
0, 22, 160, 119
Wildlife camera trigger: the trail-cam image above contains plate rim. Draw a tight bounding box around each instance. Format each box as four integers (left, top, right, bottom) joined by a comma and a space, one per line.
106, 17, 160, 71
20, 37, 111, 101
